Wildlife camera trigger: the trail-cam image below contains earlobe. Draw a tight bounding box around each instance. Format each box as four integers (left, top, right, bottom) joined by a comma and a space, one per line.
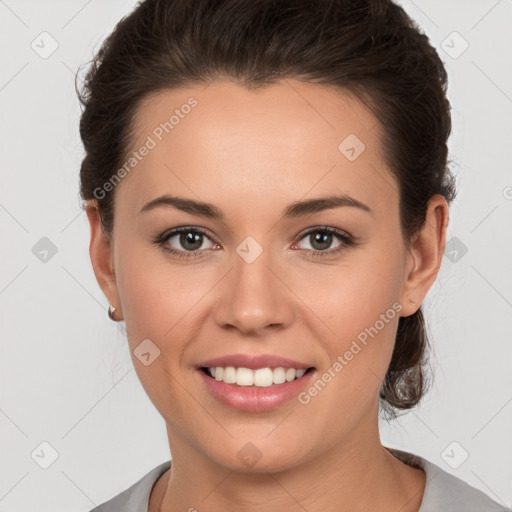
85, 201, 123, 320
399, 195, 449, 317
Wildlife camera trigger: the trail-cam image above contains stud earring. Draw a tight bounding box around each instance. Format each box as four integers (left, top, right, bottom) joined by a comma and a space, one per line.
108, 304, 117, 321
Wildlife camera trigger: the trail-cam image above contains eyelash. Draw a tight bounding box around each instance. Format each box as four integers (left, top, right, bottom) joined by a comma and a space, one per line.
152, 226, 357, 260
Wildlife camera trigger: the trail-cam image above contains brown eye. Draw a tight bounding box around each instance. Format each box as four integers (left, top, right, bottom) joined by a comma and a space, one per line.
294, 227, 355, 258
308, 231, 334, 251
155, 226, 218, 259
178, 231, 204, 251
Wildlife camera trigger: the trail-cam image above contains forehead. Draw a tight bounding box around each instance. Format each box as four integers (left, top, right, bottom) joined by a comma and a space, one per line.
117, 79, 398, 219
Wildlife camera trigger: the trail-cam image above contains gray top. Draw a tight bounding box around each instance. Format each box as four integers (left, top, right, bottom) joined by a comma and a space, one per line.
89, 448, 510, 511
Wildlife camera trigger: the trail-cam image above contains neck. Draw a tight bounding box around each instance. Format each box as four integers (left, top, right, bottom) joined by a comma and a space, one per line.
155, 417, 425, 512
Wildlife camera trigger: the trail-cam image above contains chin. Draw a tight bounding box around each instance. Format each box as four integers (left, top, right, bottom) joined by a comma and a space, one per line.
204, 436, 308, 474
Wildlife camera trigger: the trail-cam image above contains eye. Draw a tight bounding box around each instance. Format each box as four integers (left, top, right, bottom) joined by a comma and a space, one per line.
153, 225, 356, 260
154, 227, 218, 259
293, 227, 355, 257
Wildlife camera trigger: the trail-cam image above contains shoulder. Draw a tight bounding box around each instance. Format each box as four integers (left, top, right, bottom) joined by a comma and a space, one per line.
88, 460, 172, 512
386, 447, 510, 512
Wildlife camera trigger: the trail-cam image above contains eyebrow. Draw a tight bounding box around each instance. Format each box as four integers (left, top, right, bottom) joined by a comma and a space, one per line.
140, 193, 373, 219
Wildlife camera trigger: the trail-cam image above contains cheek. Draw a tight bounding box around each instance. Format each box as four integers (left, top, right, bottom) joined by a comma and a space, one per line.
113, 244, 207, 413
114, 227, 403, 385
114, 240, 221, 355
297, 249, 404, 398
298, 248, 403, 338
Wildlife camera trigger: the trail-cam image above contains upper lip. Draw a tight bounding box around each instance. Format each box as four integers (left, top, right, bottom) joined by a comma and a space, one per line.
197, 353, 314, 370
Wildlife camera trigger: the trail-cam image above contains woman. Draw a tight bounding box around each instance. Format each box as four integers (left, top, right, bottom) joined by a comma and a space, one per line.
78, 0, 507, 510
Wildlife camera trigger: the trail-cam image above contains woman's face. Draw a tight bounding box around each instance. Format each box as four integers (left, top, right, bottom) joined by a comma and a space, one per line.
89, 79, 444, 471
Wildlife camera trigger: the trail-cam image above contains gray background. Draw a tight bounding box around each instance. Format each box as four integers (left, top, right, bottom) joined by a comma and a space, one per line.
1, 0, 511, 510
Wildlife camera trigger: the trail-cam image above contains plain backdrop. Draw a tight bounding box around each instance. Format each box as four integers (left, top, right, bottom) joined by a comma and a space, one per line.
1, 1, 511, 510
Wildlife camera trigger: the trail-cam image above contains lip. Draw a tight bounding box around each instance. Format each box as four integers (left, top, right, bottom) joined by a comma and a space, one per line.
197, 367, 316, 412
197, 353, 313, 370
196, 354, 317, 412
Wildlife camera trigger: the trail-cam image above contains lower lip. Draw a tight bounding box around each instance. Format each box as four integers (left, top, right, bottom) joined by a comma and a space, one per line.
197, 369, 316, 412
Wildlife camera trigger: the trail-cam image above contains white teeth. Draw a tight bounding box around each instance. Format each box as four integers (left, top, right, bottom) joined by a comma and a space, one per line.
273, 367, 286, 384
236, 367, 254, 386
285, 368, 296, 382
295, 369, 306, 378
206, 366, 310, 386
223, 366, 237, 384
254, 368, 273, 387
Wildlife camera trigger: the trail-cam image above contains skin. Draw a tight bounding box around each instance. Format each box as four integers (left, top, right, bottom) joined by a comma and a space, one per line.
86, 79, 448, 512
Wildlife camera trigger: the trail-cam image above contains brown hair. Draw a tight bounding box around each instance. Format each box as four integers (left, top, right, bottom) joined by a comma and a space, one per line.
77, 0, 456, 419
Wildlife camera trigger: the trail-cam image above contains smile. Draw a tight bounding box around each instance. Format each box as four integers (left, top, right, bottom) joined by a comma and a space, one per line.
196, 354, 317, 411
201, 366, 314, 387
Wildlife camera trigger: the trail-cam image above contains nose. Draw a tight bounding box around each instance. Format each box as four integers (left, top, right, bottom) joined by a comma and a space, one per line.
212, 246, 295, 336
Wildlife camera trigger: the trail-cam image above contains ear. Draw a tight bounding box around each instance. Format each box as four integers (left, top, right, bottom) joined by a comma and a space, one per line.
399, 194, 449, 317
85, 201, 123, 320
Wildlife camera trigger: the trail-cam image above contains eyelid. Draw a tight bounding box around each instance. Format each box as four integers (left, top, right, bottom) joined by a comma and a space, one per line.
170, 227, 217, 246
153, 226, 218, 257
154, 225, 357, 259
295, 225, 354, 241
158, 225, 215, 242
291, 226, 355, 254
